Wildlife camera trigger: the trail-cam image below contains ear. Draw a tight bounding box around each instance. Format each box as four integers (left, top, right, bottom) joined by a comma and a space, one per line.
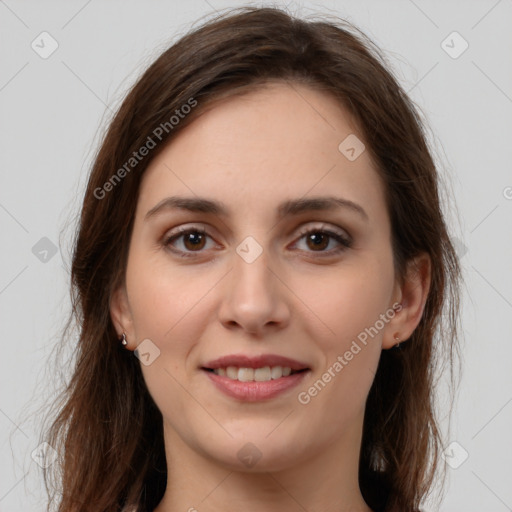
382, 252, 431, 350
110, 283, 135, 350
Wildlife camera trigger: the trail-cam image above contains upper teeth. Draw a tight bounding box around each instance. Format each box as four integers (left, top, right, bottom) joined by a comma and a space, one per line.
213, 366, 293, 381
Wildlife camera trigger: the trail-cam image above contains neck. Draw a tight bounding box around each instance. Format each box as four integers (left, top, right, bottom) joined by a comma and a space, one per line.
154, 412, 373, 512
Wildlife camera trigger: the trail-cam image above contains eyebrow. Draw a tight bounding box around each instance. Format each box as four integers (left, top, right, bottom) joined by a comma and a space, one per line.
144, 195, 369, 222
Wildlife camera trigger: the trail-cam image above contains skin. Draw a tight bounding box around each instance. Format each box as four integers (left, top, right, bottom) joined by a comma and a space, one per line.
111, 81, 431, 512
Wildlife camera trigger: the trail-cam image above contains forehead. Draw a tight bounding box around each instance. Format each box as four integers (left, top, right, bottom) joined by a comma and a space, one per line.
136, 82, 387, 225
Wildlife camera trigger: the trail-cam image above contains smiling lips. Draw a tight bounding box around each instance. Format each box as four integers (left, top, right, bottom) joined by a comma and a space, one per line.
211, 365, 296, 382
201, 354, 311, 401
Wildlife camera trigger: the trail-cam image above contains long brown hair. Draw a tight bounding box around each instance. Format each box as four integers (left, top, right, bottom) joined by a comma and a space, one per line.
41, 6, 462, 511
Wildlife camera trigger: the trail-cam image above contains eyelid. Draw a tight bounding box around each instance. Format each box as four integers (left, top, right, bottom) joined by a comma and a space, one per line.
294, 222, 351, 243
161, 224, 217, 257
290, 223, 353, 255
162, 222, 352, 257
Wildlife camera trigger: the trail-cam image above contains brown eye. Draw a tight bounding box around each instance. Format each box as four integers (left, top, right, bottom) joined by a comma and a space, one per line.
181, 231, 207, 251
305, 232, 330, 251
163, 224, 352, 259
294, 227, 352, 256
163, 227, 214, 257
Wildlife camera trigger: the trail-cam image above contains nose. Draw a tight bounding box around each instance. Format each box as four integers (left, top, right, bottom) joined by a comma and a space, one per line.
217, 245, 290, 337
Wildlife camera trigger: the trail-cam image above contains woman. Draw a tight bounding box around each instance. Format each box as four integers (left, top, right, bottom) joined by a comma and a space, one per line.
41, 6, 461, 512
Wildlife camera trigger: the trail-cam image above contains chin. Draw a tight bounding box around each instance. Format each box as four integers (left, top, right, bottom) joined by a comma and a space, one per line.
199, 434, 308, 473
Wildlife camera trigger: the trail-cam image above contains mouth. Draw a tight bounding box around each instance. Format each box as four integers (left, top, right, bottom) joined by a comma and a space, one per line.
201, 366, 309, 382
201, 366, 310, 401
200, 354, 311, 400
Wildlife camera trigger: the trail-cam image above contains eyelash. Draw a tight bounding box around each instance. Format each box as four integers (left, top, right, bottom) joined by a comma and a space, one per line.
162, 224, 353, 259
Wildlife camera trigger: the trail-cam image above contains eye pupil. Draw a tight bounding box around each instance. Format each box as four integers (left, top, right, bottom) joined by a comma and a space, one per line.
184, 232, 206, 250
166, 227, 349, 258
307, 232, 329, 250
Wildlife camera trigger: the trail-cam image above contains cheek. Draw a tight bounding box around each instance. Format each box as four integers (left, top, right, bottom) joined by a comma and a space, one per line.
125, 248, 217, 342
292, 255, 393, 415
299, 258, 394, 350
125, 252, 218, 412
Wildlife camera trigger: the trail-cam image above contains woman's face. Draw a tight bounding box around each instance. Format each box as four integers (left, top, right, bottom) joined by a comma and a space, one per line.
112, 82, 407, 472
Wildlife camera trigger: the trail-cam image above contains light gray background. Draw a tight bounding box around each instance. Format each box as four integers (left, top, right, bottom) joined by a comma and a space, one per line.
1, 1, 511, 511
